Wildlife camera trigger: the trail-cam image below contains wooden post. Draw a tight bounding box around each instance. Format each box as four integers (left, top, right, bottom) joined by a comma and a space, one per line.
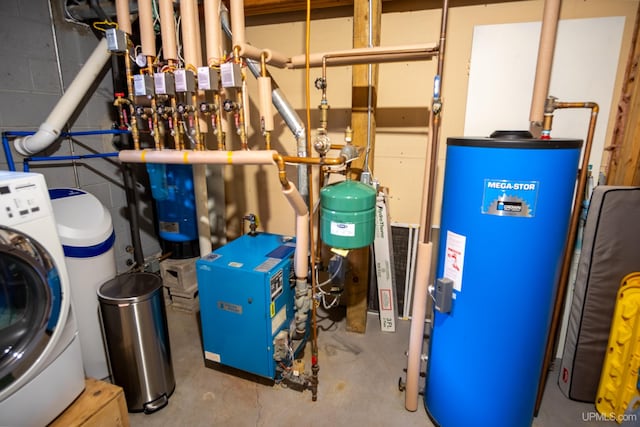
345, 0, 381, 333
607, 4, 640, 186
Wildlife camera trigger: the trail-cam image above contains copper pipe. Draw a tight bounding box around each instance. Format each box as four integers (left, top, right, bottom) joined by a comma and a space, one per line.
406, 0, 449, 412
273, 153, 292, 189
423, 0, 448, 242
191, 93, 203, 150
124, 43, 139, 149
281, 155, 345, 166
168, 59, 182, 150
260, 52, 267, 77
265, 131, 272, 151
214, 92, 225, 150
534, 100, 599, 414
148, 60, 162, 150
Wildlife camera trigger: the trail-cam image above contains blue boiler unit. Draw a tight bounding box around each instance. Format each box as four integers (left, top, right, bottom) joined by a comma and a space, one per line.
425, 131, 582, 427
196, 232, 297, 380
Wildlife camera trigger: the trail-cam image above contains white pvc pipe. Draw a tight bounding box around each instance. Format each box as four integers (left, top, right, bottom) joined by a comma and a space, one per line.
230, 0, 246, 48
204, 0, 223, 66
159, 0, 178, 61
115, 0, 132, 34
138, 0, 156, 58
118, 149, 278, 165
14, 38, 111, 156
405, 241, 433, 411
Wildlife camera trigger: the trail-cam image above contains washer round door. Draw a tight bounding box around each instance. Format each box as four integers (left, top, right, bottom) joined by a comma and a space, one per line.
0, 226, 63, 391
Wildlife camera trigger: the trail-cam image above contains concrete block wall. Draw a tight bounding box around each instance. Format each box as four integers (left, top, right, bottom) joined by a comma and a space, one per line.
0, 0, 160, 272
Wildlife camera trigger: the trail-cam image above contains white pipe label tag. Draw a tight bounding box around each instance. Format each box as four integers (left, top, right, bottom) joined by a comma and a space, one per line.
444, 230, 466, 292
330, 221, 356, 237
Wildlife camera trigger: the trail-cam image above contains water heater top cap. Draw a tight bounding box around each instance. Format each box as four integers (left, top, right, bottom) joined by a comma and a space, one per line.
489, 130, 533, 139
448, 130, 582, 150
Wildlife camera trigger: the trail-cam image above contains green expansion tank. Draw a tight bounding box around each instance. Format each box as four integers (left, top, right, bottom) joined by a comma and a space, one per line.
320, 180, 376, 249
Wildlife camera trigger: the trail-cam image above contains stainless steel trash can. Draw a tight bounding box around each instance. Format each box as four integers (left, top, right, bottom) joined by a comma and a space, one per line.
98, 272, 175, 413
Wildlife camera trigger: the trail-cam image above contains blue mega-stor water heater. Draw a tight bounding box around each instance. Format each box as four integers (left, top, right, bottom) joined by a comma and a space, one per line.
425, 131, 582, 427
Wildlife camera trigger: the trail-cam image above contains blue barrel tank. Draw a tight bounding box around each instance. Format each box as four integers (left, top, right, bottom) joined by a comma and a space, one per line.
425, 131, 582, 427
147, 163, 199, 259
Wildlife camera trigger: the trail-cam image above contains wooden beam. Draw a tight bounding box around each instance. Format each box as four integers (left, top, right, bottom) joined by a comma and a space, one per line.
345, 0, 381, 334
607, 4, 640, 185
240, 0, 528, 16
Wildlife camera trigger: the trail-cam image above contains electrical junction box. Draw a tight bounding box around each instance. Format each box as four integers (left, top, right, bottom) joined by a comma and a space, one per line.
174, 69, 195, 93
105, 28, 126, 53
154, 72, 175, 96
220, 62, 242, 89
133, 74, 154, 97
197, 66, 220, 91
196, 232, 297, 380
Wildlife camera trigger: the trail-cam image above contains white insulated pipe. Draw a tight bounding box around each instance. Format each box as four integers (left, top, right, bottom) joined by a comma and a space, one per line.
14, 38, 111, 156
230, 0, 246, 48
258, 77, 274, 132
288, 44, 438, 69
180, 0, 201, 67
238, 43, 289, 69
405, 241, 433, 411
178, 0, 211, 257
115, 0, 132, 34
138, 0, 156, 58
159, 0, 178, 61
529, 0, 562, 127
282, 183, 309, 280
204, 0, 224, 66
119, 149, 278, 165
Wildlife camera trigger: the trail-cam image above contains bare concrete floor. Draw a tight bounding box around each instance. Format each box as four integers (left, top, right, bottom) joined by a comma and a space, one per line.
127, 308, 627, 426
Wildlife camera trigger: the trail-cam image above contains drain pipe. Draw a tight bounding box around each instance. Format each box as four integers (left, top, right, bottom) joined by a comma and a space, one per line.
14, 37, 111, 156
220, 5, 309, 204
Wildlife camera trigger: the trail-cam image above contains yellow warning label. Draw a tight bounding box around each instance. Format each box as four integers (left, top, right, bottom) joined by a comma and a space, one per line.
270, 302, 275, 318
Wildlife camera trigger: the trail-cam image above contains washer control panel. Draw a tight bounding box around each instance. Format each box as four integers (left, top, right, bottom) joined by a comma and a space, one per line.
0, 172, 50, 227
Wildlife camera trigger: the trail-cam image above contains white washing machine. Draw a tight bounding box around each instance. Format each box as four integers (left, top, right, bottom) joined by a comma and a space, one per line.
0, 171, 85, 427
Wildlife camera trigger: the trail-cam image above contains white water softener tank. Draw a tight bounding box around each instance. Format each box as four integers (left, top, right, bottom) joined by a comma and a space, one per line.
49, 188, 116, 380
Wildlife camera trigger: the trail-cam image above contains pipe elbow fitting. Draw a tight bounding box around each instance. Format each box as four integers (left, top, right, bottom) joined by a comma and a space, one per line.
14, 123, 59, 156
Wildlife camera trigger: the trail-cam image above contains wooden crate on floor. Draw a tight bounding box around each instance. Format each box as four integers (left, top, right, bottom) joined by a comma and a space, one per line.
49, 378, 129, 427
